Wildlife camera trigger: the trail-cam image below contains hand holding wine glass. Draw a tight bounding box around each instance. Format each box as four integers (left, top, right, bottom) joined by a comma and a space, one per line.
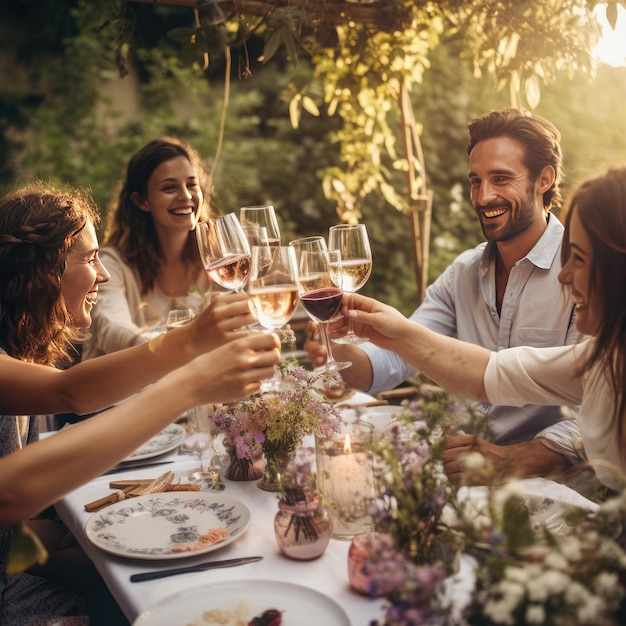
248, 245, 299, 392
196, 213, 251, 293
298, 248, 352, 372
328, 224, 372, 344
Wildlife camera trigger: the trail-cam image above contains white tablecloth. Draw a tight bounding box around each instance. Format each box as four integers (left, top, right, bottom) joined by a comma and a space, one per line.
55, 456, 388, 625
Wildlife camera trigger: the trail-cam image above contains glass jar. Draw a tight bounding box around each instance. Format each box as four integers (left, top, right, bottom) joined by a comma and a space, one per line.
348, 532, 408, 597
273, 499, 331, 560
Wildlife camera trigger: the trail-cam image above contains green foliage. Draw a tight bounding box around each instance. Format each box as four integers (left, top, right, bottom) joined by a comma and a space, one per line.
1, 0, 626, 317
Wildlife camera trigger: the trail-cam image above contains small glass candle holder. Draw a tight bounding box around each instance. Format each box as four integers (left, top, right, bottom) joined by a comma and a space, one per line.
314, 420, 375, 540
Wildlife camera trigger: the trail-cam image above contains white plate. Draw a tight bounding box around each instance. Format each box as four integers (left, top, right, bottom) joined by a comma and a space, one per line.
122, 424, 186, 462
85, 492, 250, 560
133, 579, 351, 626
358, 405, 402, 432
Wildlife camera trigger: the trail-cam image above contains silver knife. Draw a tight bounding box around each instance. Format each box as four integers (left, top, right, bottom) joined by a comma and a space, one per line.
130, 556, 263, 582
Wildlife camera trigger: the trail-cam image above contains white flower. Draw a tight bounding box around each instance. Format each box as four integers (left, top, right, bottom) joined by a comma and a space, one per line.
484, 598, 515, 625
525, 604, 545, 624
497, 578, 526, 606
564, 580, 590, 606
527, 568, 572, 602
576, 594, 606, 623
492, 480, 526, 513
558, 536, 582, 561
459, 451, 486, 471
544, 551, 568, 570
594, 571, 618, 593
504, 566, 530, 585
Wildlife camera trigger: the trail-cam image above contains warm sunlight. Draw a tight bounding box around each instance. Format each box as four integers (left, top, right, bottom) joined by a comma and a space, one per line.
593, 3, 626, 67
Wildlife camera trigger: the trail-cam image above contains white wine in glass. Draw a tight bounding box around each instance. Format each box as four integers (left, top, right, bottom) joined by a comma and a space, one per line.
196, 213, 251, 293
248, 245, 299, 392
328, 224, 372, 344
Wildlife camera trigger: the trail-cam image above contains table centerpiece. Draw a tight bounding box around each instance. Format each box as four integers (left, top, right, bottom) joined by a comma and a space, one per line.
209, 358, 343, 491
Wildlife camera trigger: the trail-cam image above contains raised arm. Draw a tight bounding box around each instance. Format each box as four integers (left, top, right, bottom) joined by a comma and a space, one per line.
0, 332, 280, 524
0, 293, 256, 416
346, 293, 491, 401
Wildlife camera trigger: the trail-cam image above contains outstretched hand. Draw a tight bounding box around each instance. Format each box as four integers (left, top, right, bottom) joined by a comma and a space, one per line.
185, 293, 256, 353
187, 331, 281, 405
342, 293, 408, 352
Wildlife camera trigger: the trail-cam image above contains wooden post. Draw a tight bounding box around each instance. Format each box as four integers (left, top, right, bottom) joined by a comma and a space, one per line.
398, 82, 432, 304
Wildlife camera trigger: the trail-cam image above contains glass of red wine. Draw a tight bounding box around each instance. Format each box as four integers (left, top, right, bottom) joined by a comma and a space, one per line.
196, 213, 251, 293
298, 248, 352, 372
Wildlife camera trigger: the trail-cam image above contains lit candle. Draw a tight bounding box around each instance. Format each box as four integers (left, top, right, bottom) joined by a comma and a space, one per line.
315, 422, 375, 540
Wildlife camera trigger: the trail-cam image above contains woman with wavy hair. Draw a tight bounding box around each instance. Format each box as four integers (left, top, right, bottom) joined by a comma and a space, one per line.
343, 165, 626, 491
0, 181, 279, 624
83, 137, 212, 359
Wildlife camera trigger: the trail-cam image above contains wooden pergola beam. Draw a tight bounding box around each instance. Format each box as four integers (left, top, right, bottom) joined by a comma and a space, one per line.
124, 0, 412, 29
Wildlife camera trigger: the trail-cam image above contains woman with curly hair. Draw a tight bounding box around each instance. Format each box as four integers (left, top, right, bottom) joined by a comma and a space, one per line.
0, 180, 279, 624
83, 137, 212, 359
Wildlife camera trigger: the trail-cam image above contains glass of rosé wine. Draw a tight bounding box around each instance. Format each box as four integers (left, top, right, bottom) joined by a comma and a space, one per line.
196, 213, 251, 293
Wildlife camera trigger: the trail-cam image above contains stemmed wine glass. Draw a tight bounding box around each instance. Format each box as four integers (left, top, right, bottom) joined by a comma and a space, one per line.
165, 307, 193, 331
298, 249, 352, 372
240, 205, 281, 248
289, 237, 351, 372
195, 213, 251, 293
248, 245, 299, 392
183, 405, 225, 491
328, 224, 372, 344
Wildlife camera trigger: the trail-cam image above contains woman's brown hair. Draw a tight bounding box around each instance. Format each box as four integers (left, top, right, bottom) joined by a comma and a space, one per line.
0, 181, 99, 366
561, 166, 626, 428
104, 137, 211, 294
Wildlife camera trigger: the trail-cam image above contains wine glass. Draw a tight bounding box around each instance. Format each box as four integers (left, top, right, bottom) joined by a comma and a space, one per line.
182, 405, 225, 490
298, 249, 352, 372
328, 224, 372, 344
196, 213, 251, 293
248, 245, 299, 392
165, 307, 193, 331
240, 205, 281, 249
289, 237, 351, 372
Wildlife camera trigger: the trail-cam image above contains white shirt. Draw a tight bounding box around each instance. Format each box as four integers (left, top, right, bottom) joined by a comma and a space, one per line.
82, 246, 206, 359
484, 341, 622, 491
360, 215, 584, 460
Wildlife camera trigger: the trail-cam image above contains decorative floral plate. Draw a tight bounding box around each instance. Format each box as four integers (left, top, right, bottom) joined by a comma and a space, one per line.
85, 492, 250, 560
122, 423, 186, 463
133, 579, 351, 626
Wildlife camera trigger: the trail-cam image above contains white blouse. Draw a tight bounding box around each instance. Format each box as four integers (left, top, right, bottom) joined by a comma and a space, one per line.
484, 339, 623, 490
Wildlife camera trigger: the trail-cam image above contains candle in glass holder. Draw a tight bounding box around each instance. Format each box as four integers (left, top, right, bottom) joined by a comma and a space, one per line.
315, 420, 375, 540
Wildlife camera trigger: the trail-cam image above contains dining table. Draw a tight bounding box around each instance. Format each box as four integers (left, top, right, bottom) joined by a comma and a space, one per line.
51, 393, 595, 625
55, 449, 409, 625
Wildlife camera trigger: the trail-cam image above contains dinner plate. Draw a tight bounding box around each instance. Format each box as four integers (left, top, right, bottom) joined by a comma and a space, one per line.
133, 579, 351, 626
358, 405, 402, 432
122, 423, 186, 463
85, 492, 250, 560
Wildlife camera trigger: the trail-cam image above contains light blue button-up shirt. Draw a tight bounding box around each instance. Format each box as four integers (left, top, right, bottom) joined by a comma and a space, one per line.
361, 215, 585, 462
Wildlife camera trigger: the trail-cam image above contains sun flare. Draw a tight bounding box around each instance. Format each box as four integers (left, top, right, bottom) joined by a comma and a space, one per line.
594, 4, 626, 67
